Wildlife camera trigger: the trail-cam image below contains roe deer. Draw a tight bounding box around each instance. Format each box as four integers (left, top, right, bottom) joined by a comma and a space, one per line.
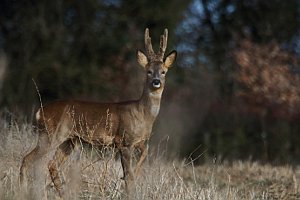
20, 28, 177, 197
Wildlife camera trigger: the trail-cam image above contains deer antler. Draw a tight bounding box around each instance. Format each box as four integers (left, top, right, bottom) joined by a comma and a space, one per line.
144, 28, 168, 61
145, 28, 155, 59
157, 29, 168, 60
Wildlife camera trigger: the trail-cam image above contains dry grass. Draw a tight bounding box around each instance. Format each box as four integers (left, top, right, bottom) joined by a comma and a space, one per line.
0, 113, 299, 199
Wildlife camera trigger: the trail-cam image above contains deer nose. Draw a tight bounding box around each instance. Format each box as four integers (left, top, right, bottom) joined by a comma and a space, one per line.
152, 79, 161, 88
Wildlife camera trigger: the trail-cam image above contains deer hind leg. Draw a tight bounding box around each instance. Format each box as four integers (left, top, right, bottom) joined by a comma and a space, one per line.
20, 131, 49, 184
134, 142, 149, 176
48, 138, 77, 197
19, 131, 50, 199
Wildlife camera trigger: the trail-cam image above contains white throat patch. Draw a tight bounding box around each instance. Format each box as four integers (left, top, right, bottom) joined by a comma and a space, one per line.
149, 91, 162, 116
151, 105, 160, 116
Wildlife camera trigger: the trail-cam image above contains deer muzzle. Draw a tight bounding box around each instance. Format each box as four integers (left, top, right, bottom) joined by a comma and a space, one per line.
152, 79, 161, 89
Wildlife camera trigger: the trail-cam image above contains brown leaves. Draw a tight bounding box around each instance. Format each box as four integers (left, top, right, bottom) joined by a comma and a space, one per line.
234, 40, 300, 118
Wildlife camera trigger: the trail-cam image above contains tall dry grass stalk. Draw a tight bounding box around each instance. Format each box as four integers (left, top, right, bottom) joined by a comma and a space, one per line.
0, 112, 299, 199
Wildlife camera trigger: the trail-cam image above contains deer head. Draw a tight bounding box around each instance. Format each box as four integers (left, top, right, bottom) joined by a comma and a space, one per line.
137, 28, 177, 93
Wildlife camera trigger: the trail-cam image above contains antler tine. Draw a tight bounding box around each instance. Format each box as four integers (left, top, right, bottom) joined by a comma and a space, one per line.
158, 28, 168, 60
144, 28, 155, 58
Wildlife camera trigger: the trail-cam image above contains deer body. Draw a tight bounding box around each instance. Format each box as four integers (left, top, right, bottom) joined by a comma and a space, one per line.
37, 91, 160, 148
20, 28, 176, 198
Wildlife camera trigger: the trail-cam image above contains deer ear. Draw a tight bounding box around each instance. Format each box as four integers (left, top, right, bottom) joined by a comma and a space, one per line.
137, 50, 148, 68
164, 50, 177, 68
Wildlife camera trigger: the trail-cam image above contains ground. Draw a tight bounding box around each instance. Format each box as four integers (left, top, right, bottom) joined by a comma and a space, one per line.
0, 115, 299, 199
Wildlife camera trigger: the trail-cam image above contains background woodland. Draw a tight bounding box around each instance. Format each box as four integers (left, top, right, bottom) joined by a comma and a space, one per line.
0, 0, 300, 164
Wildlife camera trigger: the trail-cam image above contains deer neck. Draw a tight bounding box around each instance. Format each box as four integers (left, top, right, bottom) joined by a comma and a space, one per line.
139, 86, 163, 119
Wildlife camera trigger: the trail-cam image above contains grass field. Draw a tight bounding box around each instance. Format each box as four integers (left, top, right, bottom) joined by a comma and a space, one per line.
0, 114, 299, 199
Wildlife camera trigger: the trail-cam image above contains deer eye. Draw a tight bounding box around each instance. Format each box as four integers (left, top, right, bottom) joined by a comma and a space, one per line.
147, 70, 152, 75
161, 71, 166, 75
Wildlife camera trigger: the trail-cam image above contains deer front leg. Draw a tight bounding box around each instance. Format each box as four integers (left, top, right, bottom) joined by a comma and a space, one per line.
134, 141, 149, 176
120, 146, 134, 197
